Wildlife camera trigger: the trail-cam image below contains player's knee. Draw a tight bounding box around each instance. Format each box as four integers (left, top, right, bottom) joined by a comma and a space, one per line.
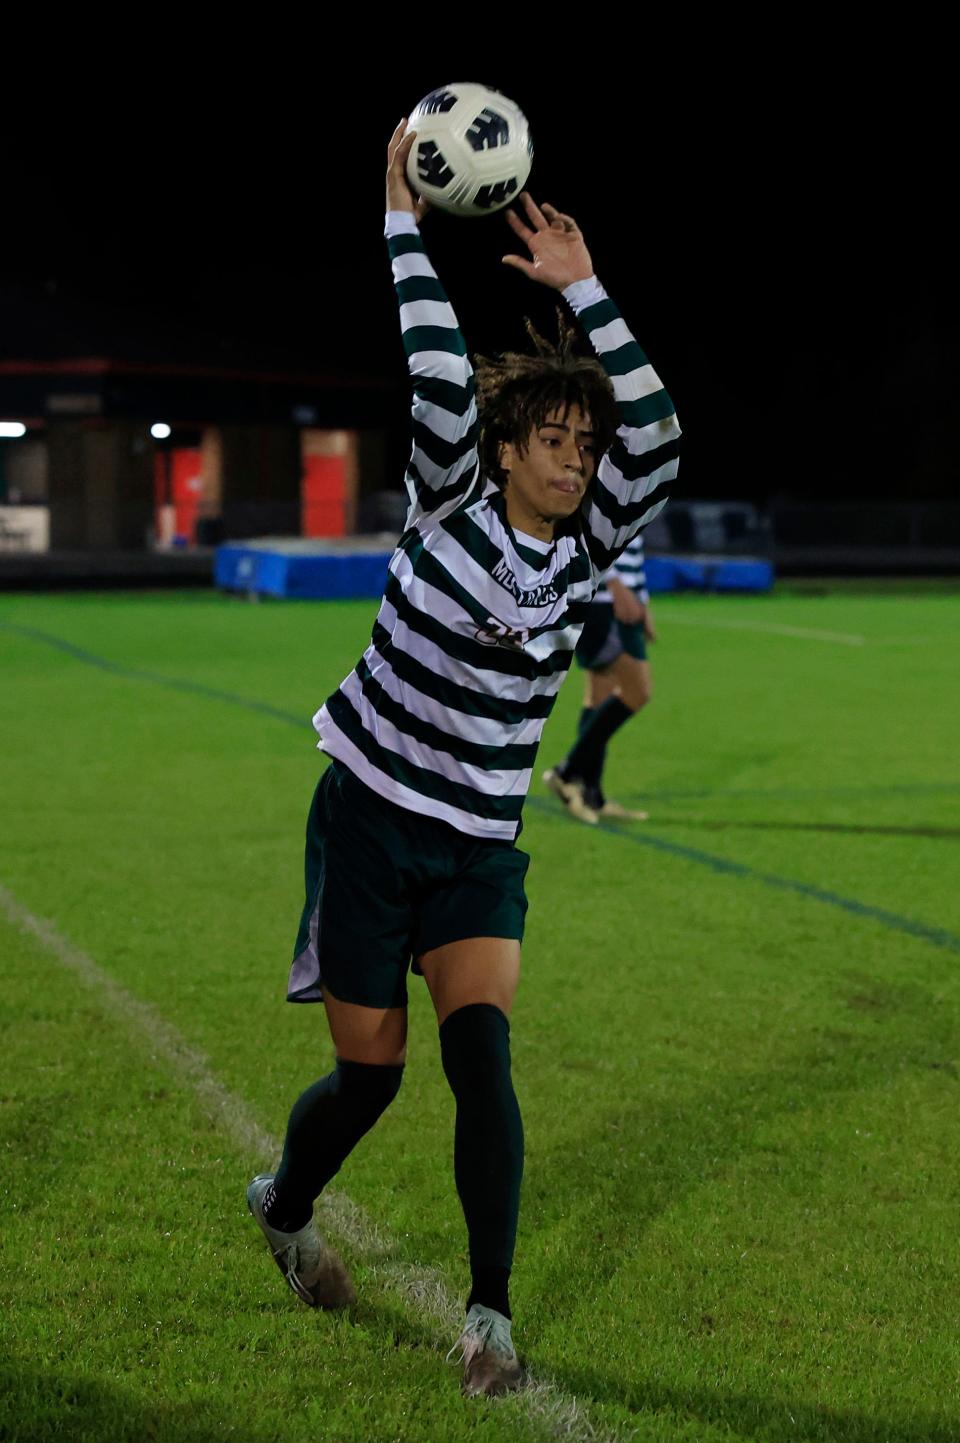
439, 1003, 513, 1090
439, 1005, 521, 1160
333, 1057, 404, 1123
623, 670, 652, 710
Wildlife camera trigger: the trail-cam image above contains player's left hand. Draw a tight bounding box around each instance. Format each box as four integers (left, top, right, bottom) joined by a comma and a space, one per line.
642, 604, 657, 643
502, 194, 594, 289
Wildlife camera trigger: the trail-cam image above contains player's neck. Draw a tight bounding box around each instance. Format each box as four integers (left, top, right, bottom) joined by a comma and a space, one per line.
503, 492, 556, 543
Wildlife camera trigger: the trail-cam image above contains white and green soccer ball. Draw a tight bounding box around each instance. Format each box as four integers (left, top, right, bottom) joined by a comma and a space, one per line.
405, 82, 533, 218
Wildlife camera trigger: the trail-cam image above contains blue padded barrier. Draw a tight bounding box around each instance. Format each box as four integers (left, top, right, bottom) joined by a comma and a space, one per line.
215, 541, 774, 600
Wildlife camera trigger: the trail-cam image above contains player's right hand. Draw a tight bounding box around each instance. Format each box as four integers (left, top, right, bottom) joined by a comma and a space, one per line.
610, 584, 645, 626
502, 194, 595, 290
386, 120, 429, 223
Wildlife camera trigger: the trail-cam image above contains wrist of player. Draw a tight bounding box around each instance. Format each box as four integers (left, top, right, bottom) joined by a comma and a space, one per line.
385, 183, 418, 214
562, 274, 605, 310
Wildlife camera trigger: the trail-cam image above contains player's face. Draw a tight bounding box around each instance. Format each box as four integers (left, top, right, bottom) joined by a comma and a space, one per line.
500, 405, 596, 536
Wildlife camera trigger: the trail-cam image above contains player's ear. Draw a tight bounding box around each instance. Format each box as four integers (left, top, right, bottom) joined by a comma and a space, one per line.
498, 441, 512, 475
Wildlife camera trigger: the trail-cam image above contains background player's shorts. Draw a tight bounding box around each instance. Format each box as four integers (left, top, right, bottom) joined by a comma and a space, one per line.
287, 761, 530, 1008
575, 602, 647, 670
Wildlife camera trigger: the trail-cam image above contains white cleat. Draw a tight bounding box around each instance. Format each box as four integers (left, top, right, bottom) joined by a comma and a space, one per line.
246, 1174, 356, 1309
449, 1304, 524, 1398
598, 799, 649, 822
542, 768, 599, 825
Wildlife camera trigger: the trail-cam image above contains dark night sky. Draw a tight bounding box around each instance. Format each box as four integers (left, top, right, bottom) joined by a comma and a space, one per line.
3, 47, 955, 507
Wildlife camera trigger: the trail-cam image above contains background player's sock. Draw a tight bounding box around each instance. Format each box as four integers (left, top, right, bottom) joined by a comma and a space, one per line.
577, 706, 596, 737
561, 696, 634, 786
559, 706, 598, 780
266, 1060, 404, 1231
440, 1003, 523, 1321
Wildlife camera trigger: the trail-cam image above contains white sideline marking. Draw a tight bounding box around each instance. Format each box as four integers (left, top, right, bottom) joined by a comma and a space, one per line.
0, 881, 624, 1443
666, 615, 866, 646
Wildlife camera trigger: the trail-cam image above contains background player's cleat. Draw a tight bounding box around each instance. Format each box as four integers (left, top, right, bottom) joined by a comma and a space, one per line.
542, 767, 599, 825
599, 799, 649, 821
566, 785, 600, 825
449, 1304, 524, 1397
542, 765, 572, 803
246, 1174, 356, 1309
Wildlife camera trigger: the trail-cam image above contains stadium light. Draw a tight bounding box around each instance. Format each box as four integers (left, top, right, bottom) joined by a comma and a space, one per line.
0, 421, 27, 438
151, 422, 172, 440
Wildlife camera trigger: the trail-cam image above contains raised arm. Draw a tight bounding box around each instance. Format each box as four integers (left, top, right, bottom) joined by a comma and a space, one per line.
386, 123, 480, 527
503, 194, 680, 574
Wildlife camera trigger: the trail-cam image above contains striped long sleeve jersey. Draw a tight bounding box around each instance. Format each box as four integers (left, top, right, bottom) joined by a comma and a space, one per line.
595, 533, 649, 605
313, 212, 680, 841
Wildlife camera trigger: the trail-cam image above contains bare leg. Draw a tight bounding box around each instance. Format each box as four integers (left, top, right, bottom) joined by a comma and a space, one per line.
322, 990, 408, 1065
605, 653, 651, 712
418, 936, 520, 1025
585, 665, 617, 708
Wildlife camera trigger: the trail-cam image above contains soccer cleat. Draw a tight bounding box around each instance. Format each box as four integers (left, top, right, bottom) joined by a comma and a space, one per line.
542, 765, 570, 804
449, 1304, 524, 1398
246, 1174, 356, 1309
598, 799, 649, 822
541, 767, 599, 825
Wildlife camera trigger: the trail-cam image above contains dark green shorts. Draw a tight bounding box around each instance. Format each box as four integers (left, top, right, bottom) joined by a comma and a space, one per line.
287, 761, 530, 1009
575, 603, 647, 670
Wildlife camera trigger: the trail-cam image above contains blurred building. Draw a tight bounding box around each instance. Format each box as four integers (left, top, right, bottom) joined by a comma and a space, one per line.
0, 351, 399, 554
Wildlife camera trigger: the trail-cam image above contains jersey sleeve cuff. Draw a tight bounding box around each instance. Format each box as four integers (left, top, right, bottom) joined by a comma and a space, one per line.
385, 211, 421, 238
562, 276, 607, 311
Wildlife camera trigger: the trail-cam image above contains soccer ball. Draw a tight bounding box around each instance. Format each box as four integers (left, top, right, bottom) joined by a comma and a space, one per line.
405, 83, 532, 218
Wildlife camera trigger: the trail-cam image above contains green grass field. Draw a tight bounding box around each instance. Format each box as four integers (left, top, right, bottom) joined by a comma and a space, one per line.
2, 585, 959, 1443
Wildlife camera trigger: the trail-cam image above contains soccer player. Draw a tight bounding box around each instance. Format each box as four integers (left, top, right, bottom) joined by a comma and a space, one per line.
543, 530, 656, 824
246, 120, 680, 1397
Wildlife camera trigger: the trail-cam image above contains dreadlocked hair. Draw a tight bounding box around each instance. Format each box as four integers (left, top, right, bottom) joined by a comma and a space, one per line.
474, 308, 618, 493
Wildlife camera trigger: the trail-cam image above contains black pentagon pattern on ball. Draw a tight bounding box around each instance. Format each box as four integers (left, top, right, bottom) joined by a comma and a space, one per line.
416, 141, 455, 189
417, 89, 458, 114
465, 107, 511, 151
474, 177, 519, 209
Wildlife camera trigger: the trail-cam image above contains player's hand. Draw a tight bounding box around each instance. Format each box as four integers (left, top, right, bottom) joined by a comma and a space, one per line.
610, 582, 645, 626
642, 604, 657, 642
502, 194, 595, 289
386, 119, 429, 223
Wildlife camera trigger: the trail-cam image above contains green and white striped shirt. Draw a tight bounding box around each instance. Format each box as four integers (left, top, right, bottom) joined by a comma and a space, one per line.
314, 212, 680, 840
596, 534, 650, 605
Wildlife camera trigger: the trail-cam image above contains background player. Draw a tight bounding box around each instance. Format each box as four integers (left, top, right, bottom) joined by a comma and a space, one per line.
543, 531, 656, 823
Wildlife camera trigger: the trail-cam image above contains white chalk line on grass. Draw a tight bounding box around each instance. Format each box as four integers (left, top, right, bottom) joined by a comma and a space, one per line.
0, 881, 624, 1443
666, 615, 866, 646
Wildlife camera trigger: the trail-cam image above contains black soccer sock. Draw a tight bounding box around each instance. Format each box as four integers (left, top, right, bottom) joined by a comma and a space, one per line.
557, 708, 595, 775
266, 1059, 403, 1232
439, 1003, 524, 1321
576, 706, 596, 737
561, 695, 635, 787
563, 706, 607, 797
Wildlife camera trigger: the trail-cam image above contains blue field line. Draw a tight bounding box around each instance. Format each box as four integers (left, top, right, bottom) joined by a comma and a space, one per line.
525, 798, 960, 955
0, 622, 307, 729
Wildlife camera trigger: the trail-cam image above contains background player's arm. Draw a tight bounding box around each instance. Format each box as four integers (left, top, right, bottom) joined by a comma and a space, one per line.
606, 577, 645, 625
504, 194, 681, 576
602, 534, 651, 626
386, 124, 480, 527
